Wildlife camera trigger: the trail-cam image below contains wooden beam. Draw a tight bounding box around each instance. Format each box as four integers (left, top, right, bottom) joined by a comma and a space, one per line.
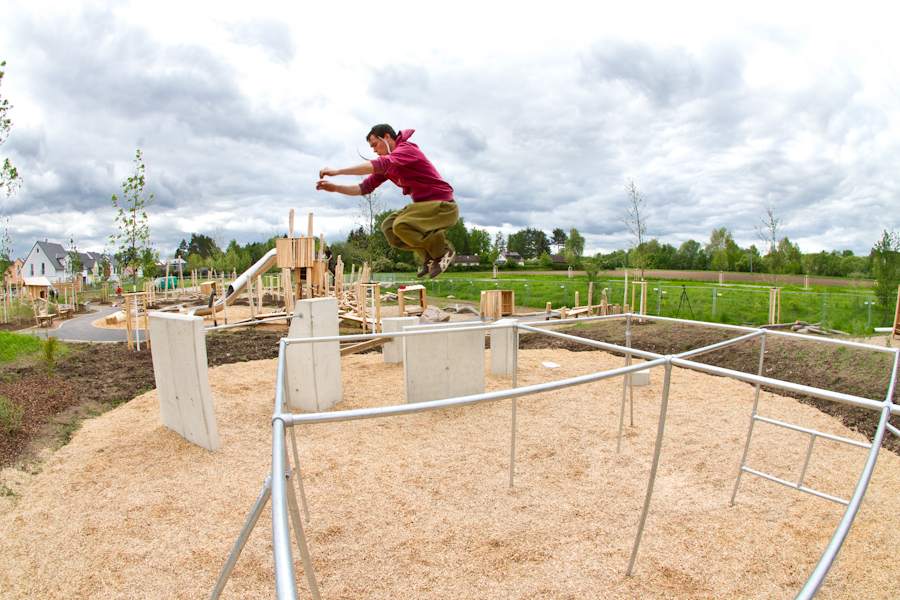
340, 337, 388, 357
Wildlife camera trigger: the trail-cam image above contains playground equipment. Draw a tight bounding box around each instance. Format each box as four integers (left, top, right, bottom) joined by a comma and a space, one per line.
209, 312, 899, 599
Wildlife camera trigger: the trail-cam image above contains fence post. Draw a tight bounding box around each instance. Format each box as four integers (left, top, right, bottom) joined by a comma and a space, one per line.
526, 283, 530, 306
564, 282, 568, 306
712, 288, 717, 317
868, 297, 872, 327
657, 286, 661, 315
823, 293, 827, 324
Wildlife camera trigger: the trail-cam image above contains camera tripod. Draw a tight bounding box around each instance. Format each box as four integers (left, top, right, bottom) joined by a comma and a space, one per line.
676, 284, 694, 319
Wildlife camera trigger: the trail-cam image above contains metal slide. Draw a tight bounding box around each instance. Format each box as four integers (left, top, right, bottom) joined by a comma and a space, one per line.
189, 248, 278, 317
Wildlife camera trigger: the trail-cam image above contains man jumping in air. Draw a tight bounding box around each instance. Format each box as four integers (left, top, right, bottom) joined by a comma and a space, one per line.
316, 124, 458, 278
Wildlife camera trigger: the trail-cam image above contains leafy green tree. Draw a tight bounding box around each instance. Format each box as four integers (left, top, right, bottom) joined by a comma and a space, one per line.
110, 149, 155, 288
468, 227, 491, 255
508, 227, 550, 259
567, 228, 585, 264
673, 240, 701, 270
187, 233, 218, 259
445, 217, 470, 254
871, 229, 900, 323
1, 61, 21, 278
66, 236, 83, 282
175, 239, 189, 259
539, 251, 553, 268
623, 180, 649, 278
551, 228, 567, 252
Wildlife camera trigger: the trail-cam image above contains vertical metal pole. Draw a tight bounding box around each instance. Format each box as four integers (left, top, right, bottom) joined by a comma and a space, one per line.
823, 293, 827, 324
731, 332, 767, 505
289, 427, 310, 522
798, 434, 817, 488
712, 288, 716, 317
626, 360, 673, 576
526, 283, 529, 306
657, 286, 661, 315
564, 281, 568, 305
284, 461, 321, 600
868, 298, 872, 327
210, 482, 272, 600
509, 322, 519, 488
271, 419, 298, 600
617, 314, 633, 453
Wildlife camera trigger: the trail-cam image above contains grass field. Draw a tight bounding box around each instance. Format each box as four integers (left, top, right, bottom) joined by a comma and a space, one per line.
374, 271, 895, 332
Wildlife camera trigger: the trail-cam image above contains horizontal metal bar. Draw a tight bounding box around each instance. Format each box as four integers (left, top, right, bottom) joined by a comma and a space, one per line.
671, 357, 886, 411
674, 330, 765, 360
637, 314, 761, 334
753, 415, 873, 449
282, 357, 670, 427
887, 422, 900, 439
742, 467, 849, 506
516, 324, 661, 360
282, 322, 507, 346
206, 315, 295, 331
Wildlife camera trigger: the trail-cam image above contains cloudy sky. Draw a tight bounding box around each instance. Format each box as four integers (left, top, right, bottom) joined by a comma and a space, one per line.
1, 1, 897, 260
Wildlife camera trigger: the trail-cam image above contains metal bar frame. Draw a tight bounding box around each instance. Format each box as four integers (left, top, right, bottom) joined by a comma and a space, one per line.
214, 313, 899, 599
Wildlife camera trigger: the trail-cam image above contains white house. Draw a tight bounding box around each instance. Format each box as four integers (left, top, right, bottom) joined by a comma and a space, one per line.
22, 240, 119, 285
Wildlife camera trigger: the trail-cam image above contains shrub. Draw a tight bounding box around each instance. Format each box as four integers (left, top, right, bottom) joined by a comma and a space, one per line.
41, 336, 59, 378
0, 397, 23, 435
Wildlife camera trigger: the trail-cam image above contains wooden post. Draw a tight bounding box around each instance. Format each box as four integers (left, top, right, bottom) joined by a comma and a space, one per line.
575, 291, 580, 307
588, 282, 594, 316
545, 301, 552, 321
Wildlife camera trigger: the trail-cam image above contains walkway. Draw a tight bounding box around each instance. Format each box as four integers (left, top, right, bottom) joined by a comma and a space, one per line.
26, 304, 148, 344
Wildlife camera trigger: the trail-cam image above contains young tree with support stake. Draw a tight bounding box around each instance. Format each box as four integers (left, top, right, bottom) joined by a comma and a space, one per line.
110, 149, 155, 289
0, 61, 21, 280
623, 179, 649, 278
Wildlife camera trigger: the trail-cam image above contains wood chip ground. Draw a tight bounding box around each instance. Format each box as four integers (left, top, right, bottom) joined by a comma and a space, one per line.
2, 349, 899, 599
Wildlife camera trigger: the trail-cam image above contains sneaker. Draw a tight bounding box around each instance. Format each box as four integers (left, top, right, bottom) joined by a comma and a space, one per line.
416, 260, 433, 278
429, 248, 456, 278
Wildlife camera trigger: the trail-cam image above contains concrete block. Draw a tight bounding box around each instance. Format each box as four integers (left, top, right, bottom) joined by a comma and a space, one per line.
382, 316, 419, 363
148, 313, 220, 451
285, 298, 343, 412
403, 320, 485, 404
489, 318, 518, 376
631, 368, 650, 386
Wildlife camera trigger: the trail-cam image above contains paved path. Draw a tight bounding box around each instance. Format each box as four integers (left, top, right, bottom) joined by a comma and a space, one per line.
26, 304, 148, 344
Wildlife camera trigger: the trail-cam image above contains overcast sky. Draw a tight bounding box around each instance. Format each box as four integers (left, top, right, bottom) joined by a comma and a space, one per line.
1, 1, 898, 260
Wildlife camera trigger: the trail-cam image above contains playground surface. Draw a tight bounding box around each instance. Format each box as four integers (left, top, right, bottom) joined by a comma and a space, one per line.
1, 347, 899, 599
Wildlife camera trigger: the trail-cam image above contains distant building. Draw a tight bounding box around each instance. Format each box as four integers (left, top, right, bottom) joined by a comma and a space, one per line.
550, 254, 568, 265
499, 252, 525, 266
454, 254, 480, 268
22, 240, 119, 285
5, 257, 24, 286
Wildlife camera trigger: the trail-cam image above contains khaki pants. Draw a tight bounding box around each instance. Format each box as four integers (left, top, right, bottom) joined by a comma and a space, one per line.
381, 200, 459, 262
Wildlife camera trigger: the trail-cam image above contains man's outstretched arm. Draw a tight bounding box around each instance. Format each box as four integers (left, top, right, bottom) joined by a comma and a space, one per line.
316, 161, 374, 195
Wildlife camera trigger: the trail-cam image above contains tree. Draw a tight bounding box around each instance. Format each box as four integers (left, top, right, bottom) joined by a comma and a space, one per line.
755, 205, 784, 286
66, 236, 83, 282
110, 149, 155, 288
551, 228, 567, 252
539, 251, 553, 268
567, 228, 585, 265
0, 61, 20, 202
175, 239, 189, 259
187, 233, 218, 259
493, 231, 506, 253
350, 184, 386, 267
623, 180, 649, 278
673, 239, 701, 270
445, 217, 470, 255
706, 227, 733, 271
508, 227, 550, 259
871, 229, 900, 324
468, 228, 491, 256
1, 61, 21, 278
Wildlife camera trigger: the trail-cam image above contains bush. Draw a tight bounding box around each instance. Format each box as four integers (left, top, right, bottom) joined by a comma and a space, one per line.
41, 336, 59, 378
0, 396, 23, 435
503, 259, 519, 270
373, 257, 394, 273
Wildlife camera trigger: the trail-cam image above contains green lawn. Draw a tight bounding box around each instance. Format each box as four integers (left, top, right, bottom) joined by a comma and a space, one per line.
0, 331, 45, 363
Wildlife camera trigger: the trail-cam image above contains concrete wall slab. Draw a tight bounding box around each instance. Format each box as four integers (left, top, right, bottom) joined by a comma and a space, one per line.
148, 313, 220, 451
382, 316, 419, 363
403, 321, 485, 404
285, 298, 343, 412
489, 319, 518, 376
